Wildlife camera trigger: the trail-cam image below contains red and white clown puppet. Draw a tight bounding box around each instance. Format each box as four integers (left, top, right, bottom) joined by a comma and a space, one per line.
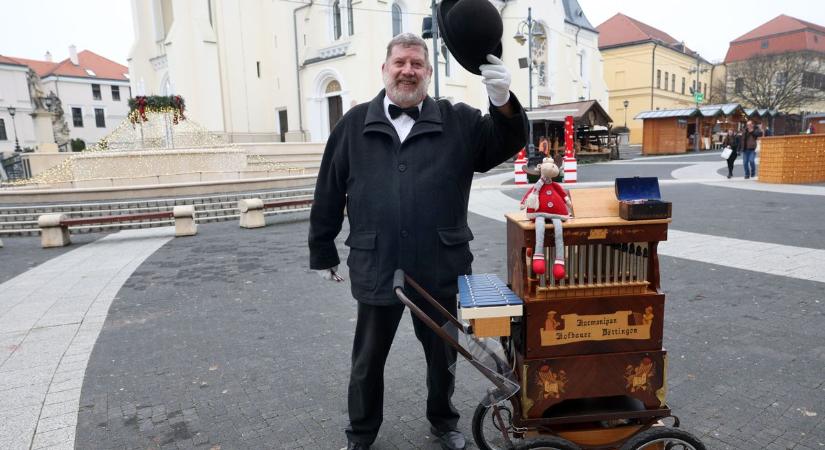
520, 158, 572, 280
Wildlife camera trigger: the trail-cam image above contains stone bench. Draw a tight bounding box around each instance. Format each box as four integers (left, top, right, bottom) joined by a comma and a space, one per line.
238, 198, 265, 229
38, 207, 196, 248
238, 197, 313, 229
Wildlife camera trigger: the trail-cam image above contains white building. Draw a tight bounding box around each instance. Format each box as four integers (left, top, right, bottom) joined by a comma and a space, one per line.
127, 0, 608, 143
0, 56, 37, 156
0, 47, 131, 154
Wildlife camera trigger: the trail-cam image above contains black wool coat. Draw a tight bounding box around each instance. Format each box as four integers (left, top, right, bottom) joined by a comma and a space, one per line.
308, 90, 528, 305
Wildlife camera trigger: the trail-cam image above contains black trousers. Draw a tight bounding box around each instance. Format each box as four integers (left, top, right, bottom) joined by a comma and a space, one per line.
726, 151, 738, 175
346, 299, 460, 444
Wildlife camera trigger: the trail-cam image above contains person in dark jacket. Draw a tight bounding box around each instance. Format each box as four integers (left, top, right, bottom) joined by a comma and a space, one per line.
739, 120, 763, 179
722, 129, 738, 178
308, 33, 527, 450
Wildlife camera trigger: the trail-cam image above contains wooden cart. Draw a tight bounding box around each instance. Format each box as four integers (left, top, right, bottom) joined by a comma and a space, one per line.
394, 187, 706, 449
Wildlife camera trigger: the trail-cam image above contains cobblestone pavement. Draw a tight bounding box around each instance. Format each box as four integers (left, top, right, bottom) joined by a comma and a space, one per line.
0, 234, 96, 284
1, 154, 823, 449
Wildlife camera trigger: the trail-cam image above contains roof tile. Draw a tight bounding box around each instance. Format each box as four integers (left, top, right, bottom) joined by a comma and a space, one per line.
725, 15, 825, 63
732, 14, 825, 42
0, 50, 127, 81
596, 13, 679, 49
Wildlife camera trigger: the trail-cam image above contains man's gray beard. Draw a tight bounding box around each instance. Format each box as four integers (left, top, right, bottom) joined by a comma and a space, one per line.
383, 71, 431, 106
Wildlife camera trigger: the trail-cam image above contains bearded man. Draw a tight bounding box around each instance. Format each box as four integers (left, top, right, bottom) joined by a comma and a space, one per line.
308, 32, 526, 450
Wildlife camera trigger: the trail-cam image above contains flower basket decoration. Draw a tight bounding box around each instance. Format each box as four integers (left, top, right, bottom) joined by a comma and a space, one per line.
128, 95, 186, 125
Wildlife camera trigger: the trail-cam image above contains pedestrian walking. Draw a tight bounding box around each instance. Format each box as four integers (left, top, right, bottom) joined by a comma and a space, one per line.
538, 136, 550, 157
722, 129, 738, 179
308, 29, 527, 450
739, 120, 762, 179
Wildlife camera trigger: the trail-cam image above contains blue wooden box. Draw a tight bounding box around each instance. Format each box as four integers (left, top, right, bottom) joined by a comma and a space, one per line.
614, 177, 672, 220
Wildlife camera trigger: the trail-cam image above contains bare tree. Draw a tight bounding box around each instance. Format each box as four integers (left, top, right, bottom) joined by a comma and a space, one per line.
707, 79, 728, 105
726, 51, 825, 112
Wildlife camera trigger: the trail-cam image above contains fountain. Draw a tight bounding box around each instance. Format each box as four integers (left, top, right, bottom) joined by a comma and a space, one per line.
2, 96, 307, 191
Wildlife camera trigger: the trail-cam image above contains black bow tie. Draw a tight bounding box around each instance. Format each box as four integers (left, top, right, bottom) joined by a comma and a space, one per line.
388, 104, 419, 120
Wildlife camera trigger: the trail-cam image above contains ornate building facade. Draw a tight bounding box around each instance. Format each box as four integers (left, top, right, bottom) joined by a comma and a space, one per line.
128, 0, 608, 143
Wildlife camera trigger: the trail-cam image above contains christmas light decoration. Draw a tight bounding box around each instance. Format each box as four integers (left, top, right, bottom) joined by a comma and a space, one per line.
1, 109, 304, 188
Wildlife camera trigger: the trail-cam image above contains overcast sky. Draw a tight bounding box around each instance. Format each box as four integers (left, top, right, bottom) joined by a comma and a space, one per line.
578, 0, 823, 62
0, 0, 133, 64
0, 0, 822, 65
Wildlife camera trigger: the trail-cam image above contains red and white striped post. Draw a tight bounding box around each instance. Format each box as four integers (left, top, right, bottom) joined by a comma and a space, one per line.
563, 115, 577, 183
514, 147, 528, 184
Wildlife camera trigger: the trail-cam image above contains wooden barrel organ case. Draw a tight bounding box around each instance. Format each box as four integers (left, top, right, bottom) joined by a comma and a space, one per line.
513, 186, 672, 437
456, 186, 676, 448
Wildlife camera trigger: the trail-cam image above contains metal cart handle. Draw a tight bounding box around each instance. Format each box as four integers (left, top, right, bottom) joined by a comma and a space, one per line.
393, 269, 512, 392
397, 271, 469, 333
393, 269, 472, 361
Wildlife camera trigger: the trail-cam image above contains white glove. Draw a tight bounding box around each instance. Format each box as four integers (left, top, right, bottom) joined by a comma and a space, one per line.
316, 266, 344, 282
479, 54, 511, 107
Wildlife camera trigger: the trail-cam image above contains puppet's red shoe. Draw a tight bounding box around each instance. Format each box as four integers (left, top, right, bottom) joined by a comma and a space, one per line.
532, 254, 546, 274
552, 260, 566, 280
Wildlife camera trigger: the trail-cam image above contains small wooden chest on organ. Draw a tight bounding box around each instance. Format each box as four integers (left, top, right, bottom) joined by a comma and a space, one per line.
615, 176, 673, 221
506, 187, 672, 420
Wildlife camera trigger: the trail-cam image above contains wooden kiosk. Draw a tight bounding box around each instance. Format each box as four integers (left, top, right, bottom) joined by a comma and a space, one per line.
505, 187, 673, 447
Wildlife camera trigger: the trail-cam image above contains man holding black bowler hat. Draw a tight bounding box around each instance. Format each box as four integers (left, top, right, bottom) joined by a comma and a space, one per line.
308, 0, 526, 448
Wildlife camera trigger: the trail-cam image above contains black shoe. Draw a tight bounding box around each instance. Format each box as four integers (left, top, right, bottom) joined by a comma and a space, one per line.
745, 175, 750, 179
342, 442, 370, 450
727, 174, 732, 179
431, 427, 466, 450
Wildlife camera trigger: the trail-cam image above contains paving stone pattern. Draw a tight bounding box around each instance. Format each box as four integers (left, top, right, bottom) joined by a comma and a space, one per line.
577, 162, 685, 181
0, 234, 96, 284
72, 208, 825, 449
0, 229, 173, 450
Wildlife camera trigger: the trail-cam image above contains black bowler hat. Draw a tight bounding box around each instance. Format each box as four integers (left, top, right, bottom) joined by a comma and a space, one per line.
437, 0, 503, 75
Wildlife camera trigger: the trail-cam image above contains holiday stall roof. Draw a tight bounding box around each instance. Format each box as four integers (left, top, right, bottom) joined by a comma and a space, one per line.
525, 100, 613, 127
635, 103, 779, 120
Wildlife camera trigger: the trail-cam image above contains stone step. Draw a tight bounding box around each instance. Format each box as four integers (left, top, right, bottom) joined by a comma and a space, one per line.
0, 188, 315, 234
0, 188, 315, 215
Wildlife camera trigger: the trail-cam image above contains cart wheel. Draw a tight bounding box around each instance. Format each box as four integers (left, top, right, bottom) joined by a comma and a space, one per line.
618, 427, 706, 450
516, 437, 580, 450
471, 403, 579, 450
472, 403, 515, 450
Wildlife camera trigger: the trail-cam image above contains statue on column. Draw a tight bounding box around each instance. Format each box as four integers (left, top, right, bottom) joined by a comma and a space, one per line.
26, 69, 59, 152
46, 91, 71, 149
27, 69, 47, 112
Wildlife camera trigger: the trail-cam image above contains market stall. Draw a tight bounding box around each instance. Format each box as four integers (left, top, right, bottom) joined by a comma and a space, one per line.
636, 103, 779, 154
526, 100, 618, 162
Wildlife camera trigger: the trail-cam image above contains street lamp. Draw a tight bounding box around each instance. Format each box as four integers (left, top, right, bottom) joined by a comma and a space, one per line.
623, 99, 629, 128
689, 56, 708, 152
7, 106, 21, 152
421, 3, 440, 99
513, 7, 546, 167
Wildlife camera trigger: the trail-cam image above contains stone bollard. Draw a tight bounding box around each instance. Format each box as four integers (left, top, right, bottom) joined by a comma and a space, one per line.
39, 213, 71, 248
239, 198, 265, 229
173, 205, 197, 237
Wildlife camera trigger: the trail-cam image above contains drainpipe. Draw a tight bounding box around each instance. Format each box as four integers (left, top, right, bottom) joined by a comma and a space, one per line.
293, 0, 313, 141
650, 41, 658, 110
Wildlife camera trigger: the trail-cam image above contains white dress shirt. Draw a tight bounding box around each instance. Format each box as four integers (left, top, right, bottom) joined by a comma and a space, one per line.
383, 95, 423, 143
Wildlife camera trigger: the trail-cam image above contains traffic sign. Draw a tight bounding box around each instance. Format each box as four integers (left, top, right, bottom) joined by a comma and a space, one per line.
694, 92, 704, 103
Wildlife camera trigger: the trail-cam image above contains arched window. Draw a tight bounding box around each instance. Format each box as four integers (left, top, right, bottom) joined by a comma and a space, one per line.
332, 0, 342, 40
325, 80, 343, 131
347, 0, 354, 35
391, 3, 402, 36
325, 80, 342, 94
